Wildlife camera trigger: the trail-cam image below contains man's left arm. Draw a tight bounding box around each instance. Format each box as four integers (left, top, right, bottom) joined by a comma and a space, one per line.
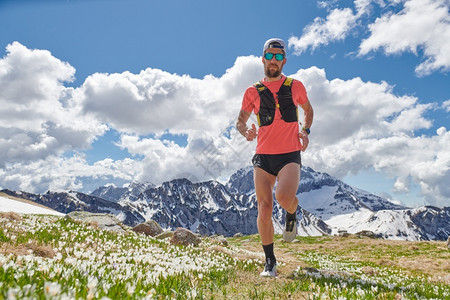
299, 100, 314, 151
300, 100, 313, 131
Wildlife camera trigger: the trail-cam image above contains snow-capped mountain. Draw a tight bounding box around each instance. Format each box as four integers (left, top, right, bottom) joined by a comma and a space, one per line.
2, 166, 449, 241
298, 166, 407, 217
0, 189, 145, 225
324, 207, 450, 240
90, 181, 154, 203
87, 166, 450, 240
225, 166, 449, 240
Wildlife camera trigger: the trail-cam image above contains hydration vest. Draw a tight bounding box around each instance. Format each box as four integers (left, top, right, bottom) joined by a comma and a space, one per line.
254, 77, 298, 127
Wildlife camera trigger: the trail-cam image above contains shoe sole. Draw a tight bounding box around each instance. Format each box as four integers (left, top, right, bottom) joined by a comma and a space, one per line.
260, 271, 277, 277
260, 265, 277, 277
283, 225, 297, 242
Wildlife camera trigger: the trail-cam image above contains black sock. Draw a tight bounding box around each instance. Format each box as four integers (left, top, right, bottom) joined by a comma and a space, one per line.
262, 243, 276, 263
286, 210, 297, 221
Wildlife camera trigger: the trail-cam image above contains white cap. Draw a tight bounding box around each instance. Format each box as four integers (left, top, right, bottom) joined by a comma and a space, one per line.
263, 38, 286, 53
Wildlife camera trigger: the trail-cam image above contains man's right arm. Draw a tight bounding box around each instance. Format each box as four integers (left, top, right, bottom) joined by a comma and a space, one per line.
236, 110, 257, 141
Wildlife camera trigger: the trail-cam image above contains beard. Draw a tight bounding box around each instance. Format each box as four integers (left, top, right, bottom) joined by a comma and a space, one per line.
264, 64, 282, 78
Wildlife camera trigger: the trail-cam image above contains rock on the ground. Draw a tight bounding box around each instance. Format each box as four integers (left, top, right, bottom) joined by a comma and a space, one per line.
66, 211, 128, 233
170, 227, 201, 246
133, 220, 164, 237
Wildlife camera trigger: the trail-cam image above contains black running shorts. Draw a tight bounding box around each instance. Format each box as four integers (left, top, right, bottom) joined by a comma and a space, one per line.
252, 151, 301, 176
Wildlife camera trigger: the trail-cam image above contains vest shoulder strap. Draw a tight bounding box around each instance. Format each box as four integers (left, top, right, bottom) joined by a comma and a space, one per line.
283, 77, 294, 87
253, 81, 266, 92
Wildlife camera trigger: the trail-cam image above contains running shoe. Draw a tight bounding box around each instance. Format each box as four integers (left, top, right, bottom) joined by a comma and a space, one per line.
283, 216, 297, 242
260, 258, 277, 277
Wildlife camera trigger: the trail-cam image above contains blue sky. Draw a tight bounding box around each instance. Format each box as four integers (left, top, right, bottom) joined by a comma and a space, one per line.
0, 0, 449, 207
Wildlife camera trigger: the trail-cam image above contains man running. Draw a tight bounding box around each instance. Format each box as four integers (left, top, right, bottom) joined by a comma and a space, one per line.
236, 38, 314, 277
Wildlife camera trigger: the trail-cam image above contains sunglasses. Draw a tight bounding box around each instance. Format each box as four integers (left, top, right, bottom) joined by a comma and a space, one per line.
264, 52, 285, 61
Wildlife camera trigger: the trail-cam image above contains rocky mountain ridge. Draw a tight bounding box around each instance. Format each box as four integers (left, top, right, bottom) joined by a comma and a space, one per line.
1, 166, 449, 241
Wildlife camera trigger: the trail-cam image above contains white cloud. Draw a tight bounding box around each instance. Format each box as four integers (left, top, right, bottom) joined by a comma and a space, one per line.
0, 44, 262, 191
443, 100, 450, 112
289, 0, 450, 76
359, 0, 450, 76
289, 0, 377, 54
0, 42, 107, 167
293, 66, 449, 206
291, 66, 421, 146
74, 56, 263, 137
0, 155, 138, 193
115, 129, 255, 185
289, 8, 359, 54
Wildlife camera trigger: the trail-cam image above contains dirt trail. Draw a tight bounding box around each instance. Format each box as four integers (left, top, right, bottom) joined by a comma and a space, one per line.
231, 235, 450, 284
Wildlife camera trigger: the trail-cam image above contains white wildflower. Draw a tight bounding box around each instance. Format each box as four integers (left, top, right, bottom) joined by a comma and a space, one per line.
186, 289, 197, 299
7, 287, 19, 300
44, 282, 61, 297
146, 288, 157, 299
126, 282, 136, 295
87, 276, 98, 291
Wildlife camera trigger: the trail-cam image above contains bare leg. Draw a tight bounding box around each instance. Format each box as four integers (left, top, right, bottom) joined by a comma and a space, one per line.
275, 162, 300, 214
254, 167, 276, 245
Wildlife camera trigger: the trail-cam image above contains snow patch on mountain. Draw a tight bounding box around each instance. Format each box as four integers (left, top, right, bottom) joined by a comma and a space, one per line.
0, 195, 64, 216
